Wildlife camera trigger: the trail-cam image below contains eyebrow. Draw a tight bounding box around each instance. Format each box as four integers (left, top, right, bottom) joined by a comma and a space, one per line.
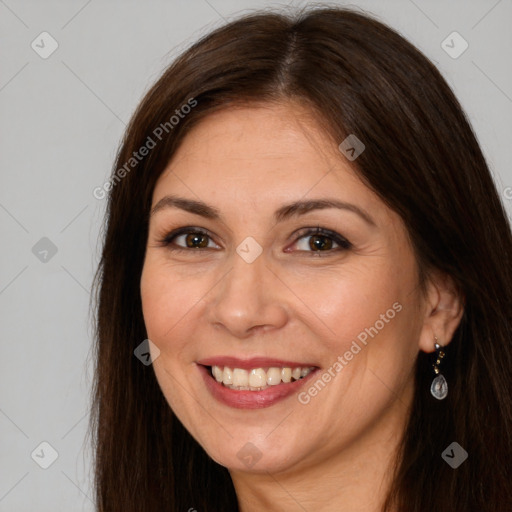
150, 194, 376, 227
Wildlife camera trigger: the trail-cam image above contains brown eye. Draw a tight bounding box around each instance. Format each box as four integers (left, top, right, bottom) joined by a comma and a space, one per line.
291, 227, 352, 255
160, 227, 219, 251
159, 225, 351, 256
182, 232, 210, 248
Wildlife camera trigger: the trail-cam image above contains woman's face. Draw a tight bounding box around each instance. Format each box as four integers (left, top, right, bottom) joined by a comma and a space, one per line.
140, 102, 428, 474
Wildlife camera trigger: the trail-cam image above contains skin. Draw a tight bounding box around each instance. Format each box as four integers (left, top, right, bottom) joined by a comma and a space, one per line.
140, 102, 464, 512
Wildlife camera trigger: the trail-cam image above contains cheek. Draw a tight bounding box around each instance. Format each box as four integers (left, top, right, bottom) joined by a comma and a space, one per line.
289, 259, 403, 346
141, 260, 187, 353
337, 261, 419, 393
140, 265, 169, 341
140, 260, 202, 420
140, 260, 196, 348
300, 255, 418, 392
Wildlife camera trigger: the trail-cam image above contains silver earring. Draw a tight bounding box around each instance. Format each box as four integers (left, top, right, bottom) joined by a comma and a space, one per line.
430, 336, 448, 400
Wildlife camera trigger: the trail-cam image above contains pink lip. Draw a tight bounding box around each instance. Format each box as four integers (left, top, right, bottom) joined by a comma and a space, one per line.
196, 356, 317, 370
196, 362, 320, 409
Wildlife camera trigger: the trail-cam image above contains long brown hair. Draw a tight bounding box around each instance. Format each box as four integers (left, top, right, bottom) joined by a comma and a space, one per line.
88, 5, 512, 511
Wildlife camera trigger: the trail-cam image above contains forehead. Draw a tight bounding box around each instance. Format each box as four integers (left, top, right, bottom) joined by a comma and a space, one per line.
151, 103, 396, 233
156, 104, 368, 195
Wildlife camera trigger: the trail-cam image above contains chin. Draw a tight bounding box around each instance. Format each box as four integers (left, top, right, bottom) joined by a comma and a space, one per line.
201, 434, 306, 475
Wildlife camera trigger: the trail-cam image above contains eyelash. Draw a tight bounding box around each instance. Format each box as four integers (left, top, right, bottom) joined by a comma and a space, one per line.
157, 225, 352, 256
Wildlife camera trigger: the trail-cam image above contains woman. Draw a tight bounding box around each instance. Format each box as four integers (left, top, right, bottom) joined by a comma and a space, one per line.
89, 6, 512, 511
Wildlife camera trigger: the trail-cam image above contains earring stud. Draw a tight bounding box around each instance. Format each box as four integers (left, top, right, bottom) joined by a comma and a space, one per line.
430, 336, 448, 400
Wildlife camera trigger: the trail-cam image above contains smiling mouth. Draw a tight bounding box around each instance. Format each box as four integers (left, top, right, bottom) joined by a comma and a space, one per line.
207, 365, 316, 391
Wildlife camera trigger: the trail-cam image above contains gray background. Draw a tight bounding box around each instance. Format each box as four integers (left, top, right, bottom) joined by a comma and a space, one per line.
1, 0, 511, 510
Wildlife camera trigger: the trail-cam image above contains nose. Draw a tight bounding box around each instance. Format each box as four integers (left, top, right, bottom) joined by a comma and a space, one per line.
206, 247, 288, 339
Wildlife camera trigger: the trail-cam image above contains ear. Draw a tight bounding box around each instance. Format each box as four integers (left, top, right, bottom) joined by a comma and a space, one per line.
418, 269, 465, 353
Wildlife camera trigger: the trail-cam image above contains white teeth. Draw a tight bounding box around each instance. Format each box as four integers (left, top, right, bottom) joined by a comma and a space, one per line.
222, 367, 233, 386
281, 368, 292, 383
266, 367, 282, 385
249, 368, 267, 388
210, 365, 315, 391
213, 365, 223, 382
233, 368, 249, 387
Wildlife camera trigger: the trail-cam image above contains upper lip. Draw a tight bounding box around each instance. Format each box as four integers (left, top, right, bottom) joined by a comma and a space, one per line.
196, 356, 319, 369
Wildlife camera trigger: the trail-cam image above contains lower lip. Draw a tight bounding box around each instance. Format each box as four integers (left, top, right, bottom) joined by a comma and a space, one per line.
197, 364, 319, 409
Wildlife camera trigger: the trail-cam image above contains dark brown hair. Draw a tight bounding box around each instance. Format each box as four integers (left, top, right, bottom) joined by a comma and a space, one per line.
88, 5, 512, 511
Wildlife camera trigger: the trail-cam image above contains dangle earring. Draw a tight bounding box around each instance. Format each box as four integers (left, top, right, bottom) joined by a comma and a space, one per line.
430, 336, 448, 400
